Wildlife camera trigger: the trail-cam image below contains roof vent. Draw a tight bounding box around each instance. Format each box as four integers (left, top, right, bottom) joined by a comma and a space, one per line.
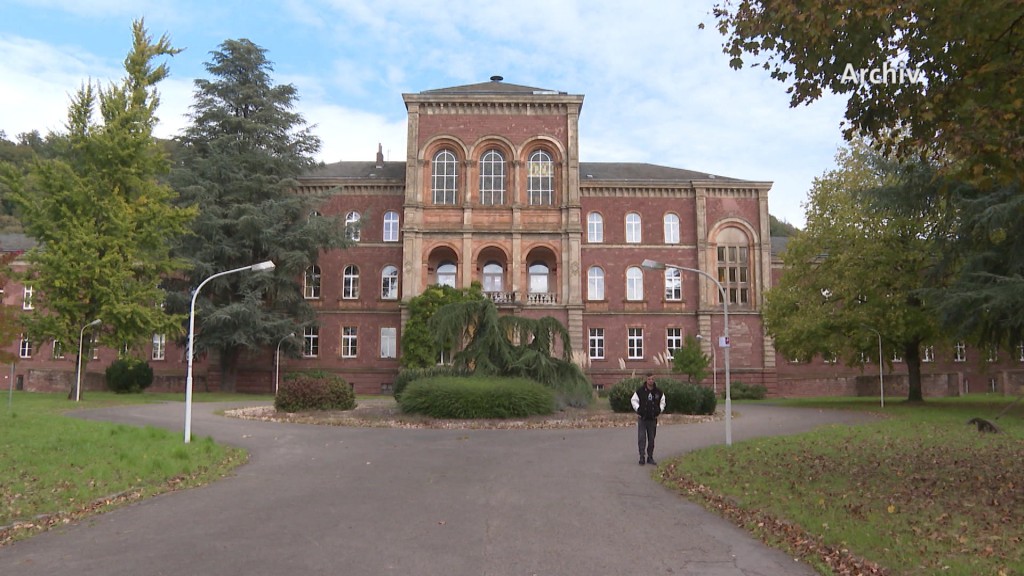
490, 75, 503, 82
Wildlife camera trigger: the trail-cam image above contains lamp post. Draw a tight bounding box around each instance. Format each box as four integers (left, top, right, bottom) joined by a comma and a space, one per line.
184, 261, 276, 443
75, 319, 102, 402
275, 332, 294, 395
642, 259, 732, 446
862, 326, 884, 408
696, 333, 718, 396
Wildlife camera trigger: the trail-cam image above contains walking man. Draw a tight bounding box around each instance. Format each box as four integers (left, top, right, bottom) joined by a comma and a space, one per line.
631, 373, 666, 465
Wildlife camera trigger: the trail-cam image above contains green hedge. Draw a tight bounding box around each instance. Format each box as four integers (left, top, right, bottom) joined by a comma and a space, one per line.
393, 365, 471, 401
398, 375, 555, 419
608, 376, 716, 415
105, 358, 154, 394
729, 381, 768, 400
276, 371, 355, 413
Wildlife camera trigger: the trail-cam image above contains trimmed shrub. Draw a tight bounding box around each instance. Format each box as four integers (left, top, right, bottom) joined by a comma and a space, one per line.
399, 375, 555, 419
276, 371, 355, 413
393, 365, 471, 401
105, 358, 154, 394
729, 381, 767, 400
608, 376, 716, 415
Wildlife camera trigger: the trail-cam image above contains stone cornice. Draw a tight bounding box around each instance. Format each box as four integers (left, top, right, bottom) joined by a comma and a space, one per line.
297, 184, 405, 196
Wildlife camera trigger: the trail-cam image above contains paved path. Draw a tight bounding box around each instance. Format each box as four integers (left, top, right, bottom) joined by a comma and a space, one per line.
0, 402, 875, 575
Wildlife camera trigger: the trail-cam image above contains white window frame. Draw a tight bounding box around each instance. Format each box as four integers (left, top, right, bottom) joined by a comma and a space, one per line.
22, 285, 33, 310
954, 341, 966, 362
343, 265, 360, 299
436, 262, 457, 288
627, 327, 644, 360
304, 265, 321, 299
664, 268, 682, 301
381, 265, 399, 300
527, 149, 554, 206
383, 211, 400, 242
589, 328, 605, 360
342, 326, 358, 358
666, 328, 682, 358
587, 266, 605, 301
345, 211, 361, 241
479, 149, 506, 205
922, 345, 934, 363
380, 327, 397, 359
303, 327, 319, 358
587, 212, 603, 243
432, 149, 458, 205
152, 333, 166, 361
625, 266, 643, 301
625, 213, 641, 243
664, 213, 680, 244
52, 340, 64, 360
19, 336, 31, 359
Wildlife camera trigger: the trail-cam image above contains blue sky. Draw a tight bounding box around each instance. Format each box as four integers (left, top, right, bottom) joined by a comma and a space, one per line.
0, 0, 850, 227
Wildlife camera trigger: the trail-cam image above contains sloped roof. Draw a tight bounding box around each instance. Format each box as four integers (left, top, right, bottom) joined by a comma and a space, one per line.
0, 233, 34, 253
419, 76, 565, 96
579, 162, 744, 183
770, 236, 790, 258
303, 161, 406, 180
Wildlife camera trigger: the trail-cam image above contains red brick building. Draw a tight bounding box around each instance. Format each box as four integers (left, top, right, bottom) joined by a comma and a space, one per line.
4, 77, 1022, 397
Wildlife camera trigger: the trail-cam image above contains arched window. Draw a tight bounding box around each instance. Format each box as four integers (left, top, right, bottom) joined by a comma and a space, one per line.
529, 262, 550, 294
664, 213, 680, 244
381, 265, 399, 300
625, 213, 641, 243
527, 150, 554, 205
587, 266, 605, 301
343, 265, 360, 299
436, 262, 457, 287
432, 149, 458, 205
383, 211, 399, 242
304, 265, 321, 299
483, 262, 504, 292
587, 212, 603, 243
664, 268, 682, 301
345, 211, 361, 241
715, 227, 751, 305
479, 149, 506, 205
626, 266, 643, 301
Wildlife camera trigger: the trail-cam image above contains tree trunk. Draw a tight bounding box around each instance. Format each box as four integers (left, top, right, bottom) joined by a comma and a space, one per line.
219, 347, 240, 393
905, 342, 924, 402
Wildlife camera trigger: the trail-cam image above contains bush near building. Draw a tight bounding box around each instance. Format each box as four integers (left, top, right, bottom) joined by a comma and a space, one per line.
276, 371, 355, 413
609, 376, 716, 415
105, 358, 154, 394
398, 375, 555, 419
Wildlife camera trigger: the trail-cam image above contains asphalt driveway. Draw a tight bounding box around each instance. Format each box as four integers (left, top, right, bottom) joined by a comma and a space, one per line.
0, 402, 875, 576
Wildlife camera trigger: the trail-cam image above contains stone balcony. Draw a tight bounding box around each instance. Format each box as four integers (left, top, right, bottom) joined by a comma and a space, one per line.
484, 291, 559, 305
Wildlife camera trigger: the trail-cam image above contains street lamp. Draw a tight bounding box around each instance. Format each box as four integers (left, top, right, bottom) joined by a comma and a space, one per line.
862, 326, 885, 408
75, 319, 102, 402
275, 332, 295, 395
184, 261, 276, 443
695, 333, 718, 396
642, 259, 732, 446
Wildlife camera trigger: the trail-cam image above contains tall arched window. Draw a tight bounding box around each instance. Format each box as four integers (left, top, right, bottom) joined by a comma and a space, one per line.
587, 212, 603, 243
432, 149, 458, 205
625, 213, 642, 243
383, 211, 399, 242
587, 266, 605, 301
527, 150, 554, 205
381, 265, 399, 300
626, 266, 643, 301
304, 265, 321, 299
345, 211, 361, 241
483, 262, 504, 292
664, 213, 680, 244
343, 265, 360, 299
716, 227, 751, 305
529, 262, 550, 294
479, 149, 506, 205
436, 262, 457, 287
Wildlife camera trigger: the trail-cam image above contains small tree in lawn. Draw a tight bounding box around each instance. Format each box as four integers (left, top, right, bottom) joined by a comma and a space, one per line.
672, 335, 709, 384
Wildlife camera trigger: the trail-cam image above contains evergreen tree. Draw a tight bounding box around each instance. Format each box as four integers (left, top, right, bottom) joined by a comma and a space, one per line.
400, 284, 486, 369
168, 38, 347, 390
0, 21, 194, 397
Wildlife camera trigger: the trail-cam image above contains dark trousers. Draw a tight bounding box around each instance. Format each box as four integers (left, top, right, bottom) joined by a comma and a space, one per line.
637, 417, 658, 457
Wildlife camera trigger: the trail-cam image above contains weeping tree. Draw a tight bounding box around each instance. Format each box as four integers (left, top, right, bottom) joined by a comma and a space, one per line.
428, 299, 592, 407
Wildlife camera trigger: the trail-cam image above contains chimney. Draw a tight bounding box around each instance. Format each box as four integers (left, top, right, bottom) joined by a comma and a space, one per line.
375, 143, 384, 169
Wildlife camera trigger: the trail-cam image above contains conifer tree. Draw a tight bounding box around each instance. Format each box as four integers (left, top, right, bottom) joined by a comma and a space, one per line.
169, 38, 347, 390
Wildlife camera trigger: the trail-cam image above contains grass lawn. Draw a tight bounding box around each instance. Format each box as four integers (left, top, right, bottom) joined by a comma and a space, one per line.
659, 395, 1024, 576
0, 391, 261, 545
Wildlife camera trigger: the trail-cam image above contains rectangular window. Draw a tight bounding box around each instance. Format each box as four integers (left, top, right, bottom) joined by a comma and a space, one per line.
627, 327, 644, 360
22, 285, 33, 310
922, 345, 934, 363
152, 334, 166, 361
304, 327, 319, 358
342, 326, 358, 358
954, 341, 966, 362
587, 213, 603, 243
380, 327, 397, 359
717, 246, 750, 305
664, 269, 682, 301
588, 328, 605, 360
891, 352, 904, 363
987, 347, 998, 362
19, 336, 31, 359
383, 212, 400, 242
666, 328, 682, 358
52, 340, 64, 359
90, 334, 99, 360
1018, 342, 1024, 362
